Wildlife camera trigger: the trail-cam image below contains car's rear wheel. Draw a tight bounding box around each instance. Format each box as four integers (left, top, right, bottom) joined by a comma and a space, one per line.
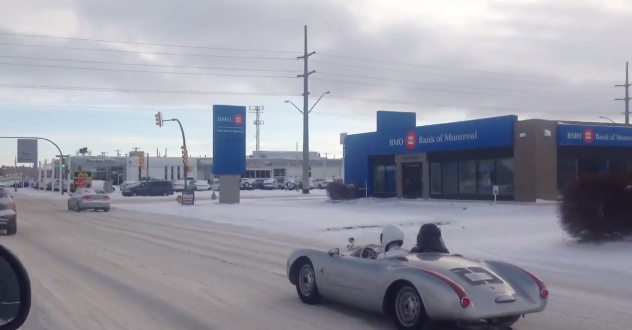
392, 284, 428, 330
295, 260, 322, 305
103, 208, 110, 212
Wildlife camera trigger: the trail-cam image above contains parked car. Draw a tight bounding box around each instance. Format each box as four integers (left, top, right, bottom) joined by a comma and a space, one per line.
251, 179, 266, 190
313, 178, 334, 189
297, 179, 315, 190
122, 180, 174, 196
0, 188, 17, 235
209, 178, 220, 191
240, 178, 256, 190
173, 177, 210, 191
67, 188, 111, 212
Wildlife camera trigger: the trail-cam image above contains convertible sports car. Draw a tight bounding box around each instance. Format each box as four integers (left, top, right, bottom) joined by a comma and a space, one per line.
286, 238, 548, 330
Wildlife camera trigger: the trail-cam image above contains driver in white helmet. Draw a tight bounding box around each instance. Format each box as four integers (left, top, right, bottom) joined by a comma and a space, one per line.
377, 224, 408, 259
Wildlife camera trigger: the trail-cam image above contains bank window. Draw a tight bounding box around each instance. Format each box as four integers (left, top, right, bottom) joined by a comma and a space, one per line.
373, 165, 386, 193
171, 166, 174, 180
442, 162, 459, 195
430, 163, 442, 194
164, 166, 168, 180
459, 160, 476, 194
273, 168, 286, 177
477, 160, 495, 194
177, 166, 181, 180
496, 158, 514, 195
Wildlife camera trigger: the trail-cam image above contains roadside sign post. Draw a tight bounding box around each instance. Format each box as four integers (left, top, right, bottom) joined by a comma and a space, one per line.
493, 185, 499, 204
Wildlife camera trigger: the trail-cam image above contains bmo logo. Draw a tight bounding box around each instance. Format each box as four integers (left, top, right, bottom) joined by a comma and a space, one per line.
233, 114, 243, 126
217, 117, 232, 122
405, 131, 417, 150
566, 128, 594, 143
583, 128, 593, 143
389, 138, 404, 146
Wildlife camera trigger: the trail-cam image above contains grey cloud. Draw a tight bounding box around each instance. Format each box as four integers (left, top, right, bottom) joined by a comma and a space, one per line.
0, 0, 629, 124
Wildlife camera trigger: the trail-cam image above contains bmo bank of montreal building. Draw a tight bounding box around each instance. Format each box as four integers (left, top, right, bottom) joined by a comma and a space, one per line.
343, 111, 632, 202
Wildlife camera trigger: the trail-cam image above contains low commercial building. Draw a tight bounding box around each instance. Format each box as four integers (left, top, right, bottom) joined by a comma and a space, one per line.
343, 111, 632, 202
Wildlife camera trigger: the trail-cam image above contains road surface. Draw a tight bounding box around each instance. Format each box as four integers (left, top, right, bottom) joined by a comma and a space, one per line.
1, 196, 629, 330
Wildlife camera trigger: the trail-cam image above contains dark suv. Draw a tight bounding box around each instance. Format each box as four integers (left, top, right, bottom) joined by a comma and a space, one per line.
121, 180, 174, 197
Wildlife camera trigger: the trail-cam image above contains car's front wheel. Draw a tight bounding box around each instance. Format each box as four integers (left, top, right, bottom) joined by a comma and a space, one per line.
392, 284, 428, 330
295, 260, 322, 305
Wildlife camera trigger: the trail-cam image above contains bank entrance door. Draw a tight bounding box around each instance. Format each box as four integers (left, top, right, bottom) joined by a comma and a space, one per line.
402, 162, 423, 199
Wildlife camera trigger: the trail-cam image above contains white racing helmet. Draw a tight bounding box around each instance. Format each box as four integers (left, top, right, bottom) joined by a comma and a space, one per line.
380, 224, 404, 252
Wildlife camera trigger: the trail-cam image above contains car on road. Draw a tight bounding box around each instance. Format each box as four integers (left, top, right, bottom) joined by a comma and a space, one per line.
0, 188, 17, 235
122, 180, 174, 197
67, 188, 111, 212
286, 237, 548, 330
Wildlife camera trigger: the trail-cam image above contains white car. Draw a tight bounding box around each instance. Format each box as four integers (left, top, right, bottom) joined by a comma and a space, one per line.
173, 178, 211, 191
240, 178, 256, 190
313, 178, 334, 189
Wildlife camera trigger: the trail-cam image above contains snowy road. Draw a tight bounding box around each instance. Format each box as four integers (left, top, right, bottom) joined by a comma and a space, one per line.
2, 196, 629, 330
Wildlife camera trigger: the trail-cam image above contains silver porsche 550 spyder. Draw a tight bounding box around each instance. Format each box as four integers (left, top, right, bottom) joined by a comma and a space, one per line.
286, 238, 549, 330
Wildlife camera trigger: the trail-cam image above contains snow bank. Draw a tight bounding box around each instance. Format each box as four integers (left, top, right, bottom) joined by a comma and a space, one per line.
117, 197, 632, 274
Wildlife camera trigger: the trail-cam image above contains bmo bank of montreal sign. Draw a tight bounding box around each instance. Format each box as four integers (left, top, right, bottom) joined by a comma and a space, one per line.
557, 123, 632, 147
389, 131, 479, 150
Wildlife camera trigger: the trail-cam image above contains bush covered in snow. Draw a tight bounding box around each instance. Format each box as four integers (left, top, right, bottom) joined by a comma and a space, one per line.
559, 172, 632, 242
326, 181, 362, 201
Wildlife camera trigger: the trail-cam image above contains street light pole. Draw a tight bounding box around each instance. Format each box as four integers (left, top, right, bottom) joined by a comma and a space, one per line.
599, 116, 616, 123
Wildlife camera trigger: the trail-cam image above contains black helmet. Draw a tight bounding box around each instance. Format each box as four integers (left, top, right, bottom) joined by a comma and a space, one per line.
416, 223, 449, 253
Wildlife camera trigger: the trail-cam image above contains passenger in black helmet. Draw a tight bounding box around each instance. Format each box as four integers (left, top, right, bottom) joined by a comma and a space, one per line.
410, 223, 450, 254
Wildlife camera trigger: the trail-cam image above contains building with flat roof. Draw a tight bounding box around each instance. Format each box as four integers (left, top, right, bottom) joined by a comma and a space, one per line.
343, 111, 632, 202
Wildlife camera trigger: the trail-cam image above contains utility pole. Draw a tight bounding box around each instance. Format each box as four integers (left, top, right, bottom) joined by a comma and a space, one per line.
615, 61, 630, 124
100, 152, 107, 157
249, 106, 265, 151
114, 150, 121, 156
298, 25, 316, 194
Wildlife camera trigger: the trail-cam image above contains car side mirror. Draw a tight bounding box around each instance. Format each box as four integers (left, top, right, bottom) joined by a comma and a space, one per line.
328, 248, 340, 256
348, 237, 355, 244
0, 245, 31, 329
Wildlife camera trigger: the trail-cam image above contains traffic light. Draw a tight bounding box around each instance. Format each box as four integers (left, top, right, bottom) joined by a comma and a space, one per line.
181, 147, 188, 164
155, 112, 163, 127
61, 158, 66, 168
139, 153, 146, 168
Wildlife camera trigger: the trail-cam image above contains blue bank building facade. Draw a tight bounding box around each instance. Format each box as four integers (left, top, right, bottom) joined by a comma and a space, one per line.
343, 111, 632, 202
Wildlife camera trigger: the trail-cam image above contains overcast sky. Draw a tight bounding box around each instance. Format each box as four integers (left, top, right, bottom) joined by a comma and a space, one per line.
0, 0, 630, 166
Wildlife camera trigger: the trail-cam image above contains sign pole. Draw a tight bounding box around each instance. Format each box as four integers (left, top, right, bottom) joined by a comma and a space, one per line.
493, 185, 499, 204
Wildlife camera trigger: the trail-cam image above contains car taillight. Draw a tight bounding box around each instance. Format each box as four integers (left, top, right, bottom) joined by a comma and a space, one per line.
82, 196, 91, 200
507, 263, 548, 299
414, 267, 470, 308
102, 196, 110, 200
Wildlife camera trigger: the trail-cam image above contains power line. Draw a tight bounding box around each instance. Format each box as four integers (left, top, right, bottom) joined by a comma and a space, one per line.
0, 84, 299, 96
316, 53, 618, 84
311, 78, 609, 101
312, 60, 612, 86
316, 71, 608, 97
0, 42, 297, 61
0, 31, 301, 54
0, 99, 618, 116
0, 56, 606, 98
0, 55, 300, 73
0, 62, 297, 79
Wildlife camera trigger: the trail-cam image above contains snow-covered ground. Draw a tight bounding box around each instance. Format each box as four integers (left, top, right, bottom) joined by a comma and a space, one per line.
12, 187, 327, 202
111, 197, 632, 275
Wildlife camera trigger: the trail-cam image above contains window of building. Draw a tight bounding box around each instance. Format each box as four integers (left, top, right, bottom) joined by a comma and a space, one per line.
557, 158, 577, 194
273, 168, 286, 177
164, 166, 168, 180
476, 159, 495, 194
171, 166, 174, 180
459, 160, 476, 194
441, 162, 459, 195
177, 166, 181, 180
430, 163, 442, 194
373, 165, 386, 193
496, 158, 515, 195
